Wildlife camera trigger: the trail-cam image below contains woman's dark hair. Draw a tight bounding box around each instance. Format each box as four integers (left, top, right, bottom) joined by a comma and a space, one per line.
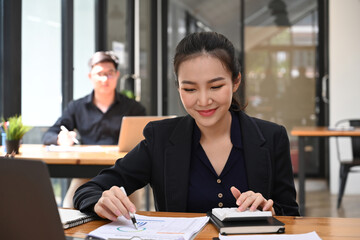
173, 32, 243, 110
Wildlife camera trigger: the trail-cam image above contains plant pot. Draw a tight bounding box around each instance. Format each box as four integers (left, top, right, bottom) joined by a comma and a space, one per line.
6, 139, 20, 154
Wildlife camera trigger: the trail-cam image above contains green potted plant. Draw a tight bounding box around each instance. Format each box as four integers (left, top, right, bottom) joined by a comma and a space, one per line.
1, 115, 32, 154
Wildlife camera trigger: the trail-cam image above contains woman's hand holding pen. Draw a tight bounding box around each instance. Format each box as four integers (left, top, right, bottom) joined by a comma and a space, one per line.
230, 186, 275, 215
94, 186, 137, 222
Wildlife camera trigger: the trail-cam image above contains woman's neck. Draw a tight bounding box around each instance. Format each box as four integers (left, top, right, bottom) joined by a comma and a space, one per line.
198, 111, 233, 175
198, 111, 232, 143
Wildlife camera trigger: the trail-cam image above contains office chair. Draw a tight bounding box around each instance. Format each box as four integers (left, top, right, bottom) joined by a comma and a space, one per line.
335, 119, 360, 208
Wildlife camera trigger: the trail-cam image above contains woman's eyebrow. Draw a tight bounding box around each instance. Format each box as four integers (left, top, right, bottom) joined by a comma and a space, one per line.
180, 77, 225, 85
180, 80, 196, 85
208, 77, 225, 83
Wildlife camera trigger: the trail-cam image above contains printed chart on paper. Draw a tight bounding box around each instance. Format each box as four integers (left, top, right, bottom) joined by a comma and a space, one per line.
88, 214, 209, 240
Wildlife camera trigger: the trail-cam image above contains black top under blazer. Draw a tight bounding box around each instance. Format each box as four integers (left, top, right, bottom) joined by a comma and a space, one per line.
74, 110, 300, 216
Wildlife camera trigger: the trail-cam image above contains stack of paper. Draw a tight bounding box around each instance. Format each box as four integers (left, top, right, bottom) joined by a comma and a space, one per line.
88, 214, 209, 240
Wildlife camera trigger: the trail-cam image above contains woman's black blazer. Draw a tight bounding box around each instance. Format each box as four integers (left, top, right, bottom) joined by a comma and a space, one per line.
74, 111, 299, 216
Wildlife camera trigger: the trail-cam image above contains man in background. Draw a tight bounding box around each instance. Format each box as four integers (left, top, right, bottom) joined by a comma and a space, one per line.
43, 51, 146, 207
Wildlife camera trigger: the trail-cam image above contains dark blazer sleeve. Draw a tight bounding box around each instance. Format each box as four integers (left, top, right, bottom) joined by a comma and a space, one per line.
73, 116, 193, 214
240, 111, 299, 216
73, 121, 157, 214
270, 125, 299, 216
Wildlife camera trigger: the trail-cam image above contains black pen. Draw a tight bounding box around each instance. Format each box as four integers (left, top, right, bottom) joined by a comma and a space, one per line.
120, 186, 138, 229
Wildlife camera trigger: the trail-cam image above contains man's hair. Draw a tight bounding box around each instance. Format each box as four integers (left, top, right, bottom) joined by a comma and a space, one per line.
88, 51, 119, 69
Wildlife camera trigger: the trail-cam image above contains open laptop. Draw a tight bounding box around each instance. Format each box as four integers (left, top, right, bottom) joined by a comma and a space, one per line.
118, 116, 176, 152
0, 157, 83, 240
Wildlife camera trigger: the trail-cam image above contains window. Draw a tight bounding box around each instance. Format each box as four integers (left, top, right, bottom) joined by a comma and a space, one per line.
21, 0, 62, 126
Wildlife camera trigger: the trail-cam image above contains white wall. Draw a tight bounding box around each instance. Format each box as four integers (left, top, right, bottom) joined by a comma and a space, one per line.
329, 0, 360, 194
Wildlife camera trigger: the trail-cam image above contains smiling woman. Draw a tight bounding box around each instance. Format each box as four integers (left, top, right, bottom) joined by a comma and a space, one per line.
177, 55, 240, 131
74, 32, 299, 220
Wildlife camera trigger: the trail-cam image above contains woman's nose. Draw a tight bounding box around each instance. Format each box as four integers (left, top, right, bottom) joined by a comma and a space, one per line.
197, 91, 212, 106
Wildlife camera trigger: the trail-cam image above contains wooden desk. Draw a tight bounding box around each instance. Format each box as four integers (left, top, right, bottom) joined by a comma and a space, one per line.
291, 126, 360, 216
1, 144, 126, 178
2, 144, 159, 210
65, 211, 360, 240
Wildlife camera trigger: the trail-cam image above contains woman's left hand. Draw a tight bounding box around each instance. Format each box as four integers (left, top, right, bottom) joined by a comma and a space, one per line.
230, 186, 275, 215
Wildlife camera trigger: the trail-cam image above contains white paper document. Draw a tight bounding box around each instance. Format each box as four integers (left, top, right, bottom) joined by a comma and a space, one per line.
88, 214, 209, 240
46, 145, 105, 152
219, 231, 322, 240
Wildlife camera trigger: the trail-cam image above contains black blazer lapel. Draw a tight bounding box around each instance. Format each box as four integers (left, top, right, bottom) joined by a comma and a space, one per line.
238, 111, 272, 198
164, 116, 194, 211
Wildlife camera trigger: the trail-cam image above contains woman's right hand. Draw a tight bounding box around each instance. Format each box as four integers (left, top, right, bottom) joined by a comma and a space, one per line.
94, 186, 137, 221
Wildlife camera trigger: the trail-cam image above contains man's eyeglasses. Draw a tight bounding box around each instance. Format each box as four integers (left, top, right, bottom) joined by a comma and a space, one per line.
93, 70, 117, 79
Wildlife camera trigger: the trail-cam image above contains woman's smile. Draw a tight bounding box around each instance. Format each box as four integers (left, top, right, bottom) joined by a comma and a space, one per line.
197, 108, 217, 117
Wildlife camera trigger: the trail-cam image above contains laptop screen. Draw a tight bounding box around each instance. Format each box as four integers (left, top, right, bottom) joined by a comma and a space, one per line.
118, 116, 176, 152
0, 157, 68, 240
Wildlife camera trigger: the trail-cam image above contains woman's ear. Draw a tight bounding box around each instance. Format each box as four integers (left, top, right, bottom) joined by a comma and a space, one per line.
233, 73, 241, 92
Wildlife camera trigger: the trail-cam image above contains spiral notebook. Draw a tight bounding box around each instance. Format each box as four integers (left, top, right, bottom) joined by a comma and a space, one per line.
59, 208, 97, 229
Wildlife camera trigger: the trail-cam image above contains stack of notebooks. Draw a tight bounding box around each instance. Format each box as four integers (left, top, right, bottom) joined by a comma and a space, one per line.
209, 207, 285, 235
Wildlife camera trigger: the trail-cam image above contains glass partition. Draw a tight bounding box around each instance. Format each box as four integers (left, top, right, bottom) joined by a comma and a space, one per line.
244, 0, 318, 174
166, 0, 242, 116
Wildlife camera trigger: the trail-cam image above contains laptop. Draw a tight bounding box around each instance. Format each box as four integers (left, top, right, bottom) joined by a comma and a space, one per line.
118, 116, 176, 152
0, 157, 84, 240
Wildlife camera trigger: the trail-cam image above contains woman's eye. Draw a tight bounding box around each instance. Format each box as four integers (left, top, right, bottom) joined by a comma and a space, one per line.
183, 88, 195, 92
211, 85, 223, 89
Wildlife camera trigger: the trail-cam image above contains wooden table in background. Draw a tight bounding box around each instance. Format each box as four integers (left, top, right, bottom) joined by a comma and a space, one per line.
1, 144, 158, 210
1, 144, 126, 178
291, 126, 360, 216
65, 211, 360, 240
